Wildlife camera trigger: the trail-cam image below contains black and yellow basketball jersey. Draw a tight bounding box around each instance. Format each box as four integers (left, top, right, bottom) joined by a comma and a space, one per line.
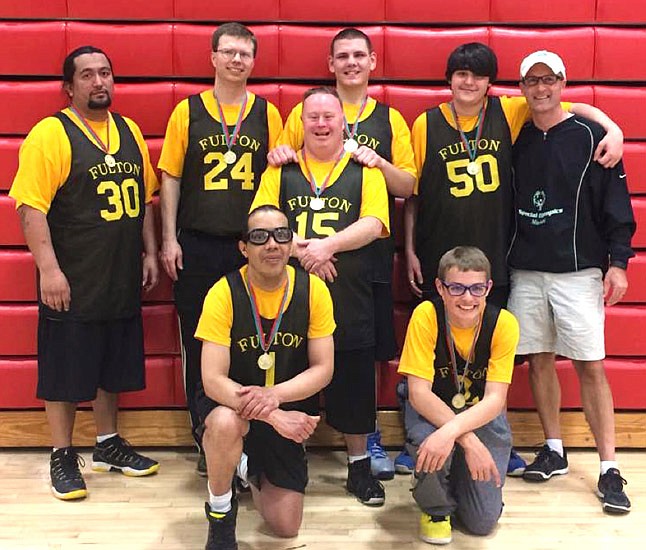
178, 94, 269, 237
47, 111, 145, 320
431, 298, 500, 408
279, 161, 374, 351
228, 267, 315, 414
417, 96, 512, 287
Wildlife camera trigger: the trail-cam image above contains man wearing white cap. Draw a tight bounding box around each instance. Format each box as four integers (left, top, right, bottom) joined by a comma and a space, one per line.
508, 50, 635, 514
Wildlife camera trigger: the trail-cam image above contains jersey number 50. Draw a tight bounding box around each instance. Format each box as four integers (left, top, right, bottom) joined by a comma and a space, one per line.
446, 154, 500, 198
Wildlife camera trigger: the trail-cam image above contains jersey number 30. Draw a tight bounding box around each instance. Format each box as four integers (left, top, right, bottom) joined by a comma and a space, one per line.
97, 178, 141, 221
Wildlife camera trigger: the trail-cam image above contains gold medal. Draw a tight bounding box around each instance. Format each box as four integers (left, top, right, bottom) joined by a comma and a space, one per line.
257, 352, 274, 371
451, 393, 466, 410
104, 154, 116, 167
310, 197, 324, 211
343, 138, 359, 153
466, 161, 480, 175
224, 150, 237, 165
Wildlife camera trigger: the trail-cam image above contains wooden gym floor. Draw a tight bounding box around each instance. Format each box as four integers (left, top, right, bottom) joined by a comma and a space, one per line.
0, 448, 643, 549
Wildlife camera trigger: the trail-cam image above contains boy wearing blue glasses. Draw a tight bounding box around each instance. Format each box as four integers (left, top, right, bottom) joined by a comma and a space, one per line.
398, 246, 519, 545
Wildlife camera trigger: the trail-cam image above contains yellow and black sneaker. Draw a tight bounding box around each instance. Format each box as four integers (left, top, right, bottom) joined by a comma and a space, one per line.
205, 498, 238, 550
419, 513, 452, 545
50, 447, 88, 501
92, 435, 159, 476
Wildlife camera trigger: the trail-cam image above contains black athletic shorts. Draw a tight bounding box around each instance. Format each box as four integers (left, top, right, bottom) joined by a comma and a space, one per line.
195, 384, 308, 493
37, 313, 145, 402
373, 282, 397, 361
324, 347, 376, 434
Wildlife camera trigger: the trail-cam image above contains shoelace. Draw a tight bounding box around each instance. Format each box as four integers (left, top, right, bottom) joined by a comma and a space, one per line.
603, 469, 627, 492
52, 451, 85, 479
368, 435, 388, 459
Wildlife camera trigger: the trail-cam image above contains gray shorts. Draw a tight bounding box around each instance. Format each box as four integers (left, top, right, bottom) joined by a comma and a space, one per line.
508, 268, 605, 361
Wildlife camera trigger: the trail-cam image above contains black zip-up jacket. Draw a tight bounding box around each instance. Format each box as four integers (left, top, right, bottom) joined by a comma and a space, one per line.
508, 115, 635, 273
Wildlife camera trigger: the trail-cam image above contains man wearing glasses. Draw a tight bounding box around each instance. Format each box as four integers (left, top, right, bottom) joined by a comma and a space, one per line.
195, 205, 335, 549
158, 22, 283, 473
398, 246, 519, 544
508, 50, 635, 514
252, 87, 390, 506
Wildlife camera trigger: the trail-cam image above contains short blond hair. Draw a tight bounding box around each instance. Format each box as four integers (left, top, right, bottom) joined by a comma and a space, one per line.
437, 246, 491, 280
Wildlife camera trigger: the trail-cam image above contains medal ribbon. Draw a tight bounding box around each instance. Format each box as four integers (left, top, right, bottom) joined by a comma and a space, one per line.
444, 310, 483, 403
246, 271, 291, 356
449, 99, 487, 164
215, 92, 248, 153
69, 105, 110, 154
302, 148, 344, 200
343, 95, 369, 140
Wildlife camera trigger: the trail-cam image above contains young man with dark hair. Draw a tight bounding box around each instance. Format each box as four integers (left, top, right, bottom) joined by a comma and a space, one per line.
252, 86, 391, 506
10, 45, 160, 500
398, 246, 519, 544
158, 22, 283, 473
509, 50, 634, 515
268, 27, 417, 480
196, 205, 335, 549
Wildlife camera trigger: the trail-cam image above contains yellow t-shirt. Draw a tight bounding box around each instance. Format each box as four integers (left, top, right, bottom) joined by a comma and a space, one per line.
411, 96, 572, 193
195, 265, 336, 346
158, 90, 283, 177
10, 110, 158, 213
398, 300, 519, 385
251, 152, 390, 238
278, 98, 417, 180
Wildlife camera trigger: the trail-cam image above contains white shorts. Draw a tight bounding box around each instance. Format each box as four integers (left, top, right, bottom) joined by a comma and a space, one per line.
508, 268, 605, 361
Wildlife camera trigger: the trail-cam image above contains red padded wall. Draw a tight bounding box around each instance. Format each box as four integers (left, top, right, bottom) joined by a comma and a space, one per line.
0, 82, 66, 136
110, 83, 175, 137
280, 0, 385, 21
594, 28, 646, 81
0, 139, 21, 191
384, 86, 452, 127
594, 87, 646, 140
385, 0, 489, 22
174, 0, 279, 20
596, 0, 646, 23
67, 0, 174, 19
624, 143, 646, 195
0, 23, 66, 77
0, 0, 66, 18
383, 27, 489, 80
0, 251, 35, 302
624, 254, 646, 304
491, 28, 595, 81
630, 198, 646, 249
0, 195, 23, 246
490, 0, 595, 23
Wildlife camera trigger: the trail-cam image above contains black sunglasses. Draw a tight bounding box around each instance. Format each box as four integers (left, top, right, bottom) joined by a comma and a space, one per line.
244, 227, 293, 245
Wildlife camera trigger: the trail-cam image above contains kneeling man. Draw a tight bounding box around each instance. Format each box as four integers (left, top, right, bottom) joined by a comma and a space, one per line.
195, 205, 335, 549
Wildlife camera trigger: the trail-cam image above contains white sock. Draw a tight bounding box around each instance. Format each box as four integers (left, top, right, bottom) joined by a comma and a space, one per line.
545, 439, 564, 457
96, 432, 118, 444
600, 460, 619, 475
208, 485, 232, 514
348, 453, 369, 464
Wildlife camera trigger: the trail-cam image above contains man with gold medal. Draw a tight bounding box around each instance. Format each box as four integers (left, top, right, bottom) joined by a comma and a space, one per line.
398, 246, 519, 545
194, 205, 335, 549
252, 87, 391, 507
158, 23, 283, 474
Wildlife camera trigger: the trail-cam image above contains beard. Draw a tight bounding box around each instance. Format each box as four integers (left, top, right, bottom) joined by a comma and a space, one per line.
88, 93, 112, 110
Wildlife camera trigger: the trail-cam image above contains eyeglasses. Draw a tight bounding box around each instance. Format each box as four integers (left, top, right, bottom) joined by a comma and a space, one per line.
440, 280, 490, 297
522, 74, 563, 87
245, 227, 293, 245
215, 48, 254, 62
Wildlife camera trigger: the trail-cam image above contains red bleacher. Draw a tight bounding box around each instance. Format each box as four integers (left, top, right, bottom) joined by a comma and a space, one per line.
0, 8, 645, 419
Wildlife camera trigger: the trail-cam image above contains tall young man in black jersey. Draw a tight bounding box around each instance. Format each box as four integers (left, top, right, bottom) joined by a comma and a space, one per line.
508, 50, 634, 515
195, 206, 335, 549
10, 46, 160, 500
158, 23, 283, 473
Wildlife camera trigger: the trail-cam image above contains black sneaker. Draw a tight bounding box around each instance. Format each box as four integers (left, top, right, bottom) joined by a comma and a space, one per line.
92, 435, 159, 476
50, 447, 88, 500
597, 468, 631, 514
197, 452, 208, 477
523, 445, 569, 482
205, 498, 238, 550
346, 457, 385, 506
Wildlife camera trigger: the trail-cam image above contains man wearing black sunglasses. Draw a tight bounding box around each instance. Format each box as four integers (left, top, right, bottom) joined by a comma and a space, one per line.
194, 205, 335, 548
509, 50, 635, 514
398, 246, 519, 544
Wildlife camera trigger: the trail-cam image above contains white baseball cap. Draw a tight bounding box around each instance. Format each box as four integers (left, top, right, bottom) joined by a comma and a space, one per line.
520, 50, 567, 80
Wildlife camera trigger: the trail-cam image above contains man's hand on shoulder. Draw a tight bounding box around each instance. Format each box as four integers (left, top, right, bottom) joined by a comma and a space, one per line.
351, 146, 384, 169
267, 145, 298, 167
